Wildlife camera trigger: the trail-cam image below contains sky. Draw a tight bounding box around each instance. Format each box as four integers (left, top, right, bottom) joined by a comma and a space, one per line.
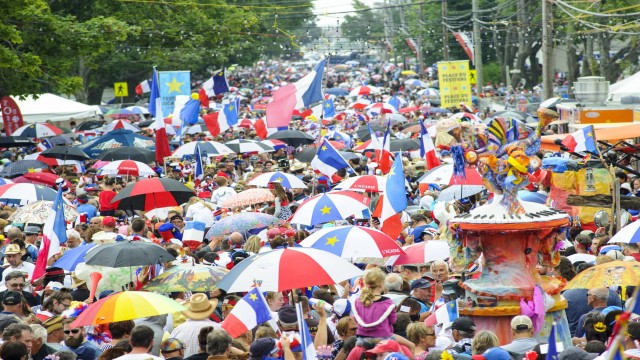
313, 0, 378, 27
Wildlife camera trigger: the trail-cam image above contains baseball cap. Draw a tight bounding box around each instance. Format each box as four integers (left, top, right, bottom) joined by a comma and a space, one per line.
160, 338, 185, 353
332, 299, 352, 318
277, 305, 298, 326
102, 216, 116, 227
511, 315, 533, 331
450, 316, 476, 332
2, 291, 23, 306
482, 347, 512, 360
410, 278, 435, 291
249, 338, 278, 360
24, 225, 40, 235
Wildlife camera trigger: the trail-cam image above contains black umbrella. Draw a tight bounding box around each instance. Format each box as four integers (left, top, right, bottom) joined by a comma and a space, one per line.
84, 240, 176, 268
356, 125, 387, 141
98, 147, 155, 163
76, 121, 104, 131
40, 146, 90, 161
0, 160, 48, 178
137, 119, 154, 128
0, 137, 35, 148
295, 148, 360, 163
267, 130, 315, 147
48, 135, 74, 146
390, 139, 420, 151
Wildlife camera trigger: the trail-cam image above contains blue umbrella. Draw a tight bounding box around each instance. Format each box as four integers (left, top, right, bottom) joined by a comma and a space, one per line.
80, 129, 155, 158
53, 243, 96, 271
325, 88, 349, 96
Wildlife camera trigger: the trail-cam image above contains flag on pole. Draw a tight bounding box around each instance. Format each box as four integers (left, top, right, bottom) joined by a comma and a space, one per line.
135, 80, 151, 96
202, 69, 230, 97
561, 125, 598, 153
420, 120, 441, 169
374, 154, 407, 238
194, 145, 204, 181
545, 323, 558, 360
424, 300, 459, 326
149, 67, 171, 165
203, 99, 239, 136
221, 288, 273, 338
311, 138, 351, 177
295, 301, 317, 360
323, 98, 335, 118
32, 187, 67, 282
182, 221, 206, 251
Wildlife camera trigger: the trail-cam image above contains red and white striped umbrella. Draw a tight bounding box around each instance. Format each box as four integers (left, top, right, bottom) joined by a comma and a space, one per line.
236, 118, 255, 129
102, 120, 142, 133
24, 153, 82, 167
300, 225, 404, 259
348, 99, 372, 110
418, 164, 483, 186
99, 160, 156, 177
219, 188, 274, 208
349, 85, 380, 97
393, 240, 451, 265
334, 175, 387, 192
0, 183, 70, 206
13, 124, 64, 138
366, 102, 398, 115
215, 247, 363, 292
290, 190, 371, 226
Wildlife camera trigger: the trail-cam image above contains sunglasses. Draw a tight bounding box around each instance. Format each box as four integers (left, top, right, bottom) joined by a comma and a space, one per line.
63, 329, 81, 335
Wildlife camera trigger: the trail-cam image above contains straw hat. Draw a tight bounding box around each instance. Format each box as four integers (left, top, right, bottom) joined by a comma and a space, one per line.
290, 161, 307, 172
71, 273, 86, 288
181, 293, 218, 320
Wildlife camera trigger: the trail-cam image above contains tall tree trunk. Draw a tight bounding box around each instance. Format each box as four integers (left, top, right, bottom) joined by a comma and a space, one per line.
511, 0, 531, 86
493, 27, 505, 83
582, 38, 593, 76
566, 29, 580, 87
529, 42, 542, 85
599, 32, 613, 80
74, 55, 90, 104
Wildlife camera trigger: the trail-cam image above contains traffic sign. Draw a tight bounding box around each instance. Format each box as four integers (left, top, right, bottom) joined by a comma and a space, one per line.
114, 82, 128, 97
469, 70, 477, 85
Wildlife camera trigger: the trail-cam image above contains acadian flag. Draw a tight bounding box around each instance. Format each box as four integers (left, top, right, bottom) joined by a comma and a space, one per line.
295, 301, 317, 360
311, 138, 351, 177
32, 187, 67, 282
203, 99, 240, 136
374, 154, 407, 238
420, 120, 441, 169
221, 288, 273, 338
561, 125, 598, 153
324, 98, 336, 118
424, 300, 458, 326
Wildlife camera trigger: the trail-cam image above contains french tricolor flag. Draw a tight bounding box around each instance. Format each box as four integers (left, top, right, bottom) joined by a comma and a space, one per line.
419, 120, 441, 169
221, 288, 273, 338
182, 221, 206, 251
32, 187, 67, 282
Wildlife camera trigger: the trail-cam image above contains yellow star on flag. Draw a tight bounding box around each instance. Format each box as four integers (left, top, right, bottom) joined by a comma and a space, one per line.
275, 177, 283, 182
388, 167, 396, 176
166, 77, 184, 94
587, 131, 593, 138
321, 205, 331, 215
325, 236, 339, 246
325, 103, 331, 108
228, 105, 234, 111
249, 293, 258, 301
321, 146, 327, 151
28, 168, 36, 173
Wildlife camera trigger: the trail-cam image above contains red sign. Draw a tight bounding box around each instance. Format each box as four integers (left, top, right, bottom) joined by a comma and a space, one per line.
1, 97, 24, 136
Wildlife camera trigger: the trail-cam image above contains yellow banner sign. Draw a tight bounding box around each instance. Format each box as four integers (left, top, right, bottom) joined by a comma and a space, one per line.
437, 61, 472, 108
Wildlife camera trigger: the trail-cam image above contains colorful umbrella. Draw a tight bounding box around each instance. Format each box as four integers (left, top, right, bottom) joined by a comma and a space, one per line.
418, 164, 484, 186
219, 188, 275, 208
206, 213, 280, 238
0, 183, 66, 206
71, 291, 186, 326
248, 171, 307, 189
8, 200, 78, 223
84, 240, 176, 268
0, 160, 48, 178
142, 264, 229, 293
290, 191, 371, 226
97, 147, 155, 163
172, 141, 234, 158
0, 179, 13, 185
334, 175, 387, 192
53, 244, 96, 271
393, 240, 451, 265
225, 139, 274, 154
365, 102, 398, 115
124, 106, 150, 115
102, 120, 142, 133
300, 225, 405, 259
112, 178, 194, 211
417, 88, 440, 96
80, 129, 154, 158
216, 248, 363, 292
565, 260, 640, 289
608, 220, 640, 244
99, 160, 156, 177
12, 124, 64, 138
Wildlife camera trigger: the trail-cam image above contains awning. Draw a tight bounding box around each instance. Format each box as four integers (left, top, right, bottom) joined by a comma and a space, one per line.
541, 123, 640, 152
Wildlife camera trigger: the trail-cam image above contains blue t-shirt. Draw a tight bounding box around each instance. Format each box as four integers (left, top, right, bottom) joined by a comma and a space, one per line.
76, 203, 98, 221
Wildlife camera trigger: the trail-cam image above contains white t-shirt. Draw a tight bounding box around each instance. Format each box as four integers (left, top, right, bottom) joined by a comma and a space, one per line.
115, 353, 163, 360
210, 186, 237, 207
186, 202, 214, 227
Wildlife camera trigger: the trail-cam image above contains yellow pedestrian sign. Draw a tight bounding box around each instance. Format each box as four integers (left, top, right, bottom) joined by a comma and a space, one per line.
114, 82, 128, 97
469, 70, 477, 85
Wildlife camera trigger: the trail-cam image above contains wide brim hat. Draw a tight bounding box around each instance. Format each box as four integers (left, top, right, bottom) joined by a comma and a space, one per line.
181, 293, 218, 320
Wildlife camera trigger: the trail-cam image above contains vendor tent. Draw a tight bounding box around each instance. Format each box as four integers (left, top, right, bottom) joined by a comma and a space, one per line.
10, 94, 98, 124
608, 71, 640, 103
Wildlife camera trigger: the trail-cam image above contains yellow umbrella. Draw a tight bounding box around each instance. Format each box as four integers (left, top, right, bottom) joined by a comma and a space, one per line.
401, 70, 417, 76
565, 260, 640, 289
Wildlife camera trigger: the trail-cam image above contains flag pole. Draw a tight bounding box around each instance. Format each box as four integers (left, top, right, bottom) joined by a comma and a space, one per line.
317, 56, 330, 147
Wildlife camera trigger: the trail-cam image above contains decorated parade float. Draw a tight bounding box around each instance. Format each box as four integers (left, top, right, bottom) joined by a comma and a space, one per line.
438, 106, 573, 346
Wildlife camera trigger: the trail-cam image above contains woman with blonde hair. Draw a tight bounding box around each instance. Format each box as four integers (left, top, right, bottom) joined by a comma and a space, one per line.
185, 196, 214, 227
243, 235, 262, 254
472, 330, 499, 355
352, 268, 396, 338
407, 322, 436, 359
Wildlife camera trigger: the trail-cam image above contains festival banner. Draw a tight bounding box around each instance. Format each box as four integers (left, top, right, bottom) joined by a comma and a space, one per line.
159, 71, 191, 119
1, 97, 24, 136
437, 61, 472, 108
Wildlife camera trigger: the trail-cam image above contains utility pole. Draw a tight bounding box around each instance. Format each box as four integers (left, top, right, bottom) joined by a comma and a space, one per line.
472, 0, 483, 95
417, 2, 425, 74
542, 0, 554, 99
442, 0, 449, 61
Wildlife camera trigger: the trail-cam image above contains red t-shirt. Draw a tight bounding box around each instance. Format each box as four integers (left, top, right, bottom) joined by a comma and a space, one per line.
98, 190, 117, 211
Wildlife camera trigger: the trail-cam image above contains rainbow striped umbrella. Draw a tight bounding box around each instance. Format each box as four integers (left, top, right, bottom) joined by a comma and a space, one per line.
71, 291, 186, 326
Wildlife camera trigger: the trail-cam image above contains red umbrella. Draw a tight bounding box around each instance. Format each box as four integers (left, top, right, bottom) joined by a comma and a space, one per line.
111, 178, 194, 211
13, 172, 71, 189
399, 106, 419, 114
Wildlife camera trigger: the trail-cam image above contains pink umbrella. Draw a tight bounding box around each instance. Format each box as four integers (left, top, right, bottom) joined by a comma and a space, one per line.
219, 188, 274, 208
92, 161, 110, 169
393, 240, 450, 265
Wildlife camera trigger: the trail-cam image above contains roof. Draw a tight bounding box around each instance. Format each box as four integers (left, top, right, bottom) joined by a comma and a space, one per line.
541, 123, 640, 151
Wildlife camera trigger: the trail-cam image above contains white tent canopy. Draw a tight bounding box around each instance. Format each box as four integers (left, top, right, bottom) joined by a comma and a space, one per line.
10, 93, 98, 124
608, 71, 640, 103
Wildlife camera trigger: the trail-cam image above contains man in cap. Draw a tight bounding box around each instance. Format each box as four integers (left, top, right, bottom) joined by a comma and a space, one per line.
170, 294, 219, 357
160, 338, 186, 360
70, 274, 90, 302
1, 291, 26, 320
248, 338, 279, 360
43, 316, 65, 350
501, 315, 539, 358
101, 217, 117, 234
61, 317, 103, 360
409, 274, 442, 319
23, 225, 40, 262
277, 302, 332, 346
0, 244, 35, 286
0, 271, 41, 307
448, 317, 476, 355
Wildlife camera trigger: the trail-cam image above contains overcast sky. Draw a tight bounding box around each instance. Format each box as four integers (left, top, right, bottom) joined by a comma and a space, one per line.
313, 0, 378, 27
